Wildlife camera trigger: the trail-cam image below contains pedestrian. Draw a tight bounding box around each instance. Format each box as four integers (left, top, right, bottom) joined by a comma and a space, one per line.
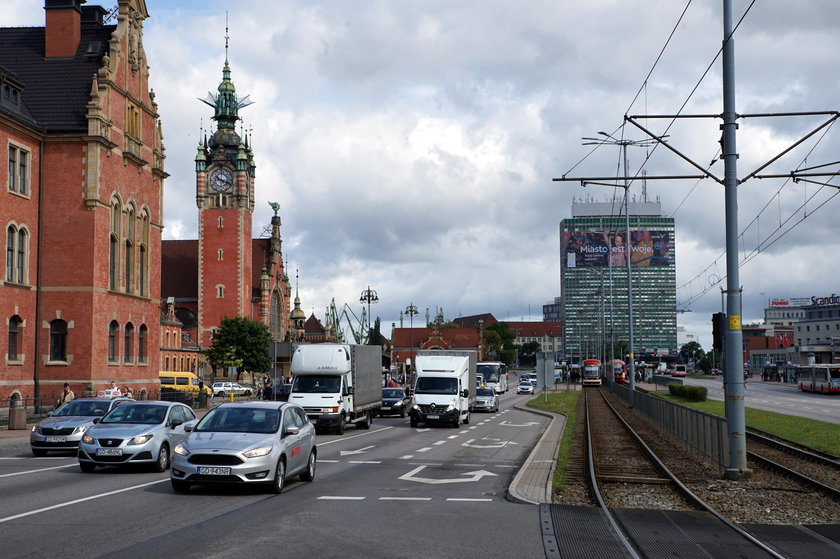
109, 380, 122, 397
56, 382, 75, 407
124, 386, 134, 399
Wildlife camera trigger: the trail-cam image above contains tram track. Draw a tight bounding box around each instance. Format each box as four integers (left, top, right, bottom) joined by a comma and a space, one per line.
584, 386, 788, 559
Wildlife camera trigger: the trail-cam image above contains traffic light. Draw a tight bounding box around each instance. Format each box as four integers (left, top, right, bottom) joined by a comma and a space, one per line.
712, 312, 726, 352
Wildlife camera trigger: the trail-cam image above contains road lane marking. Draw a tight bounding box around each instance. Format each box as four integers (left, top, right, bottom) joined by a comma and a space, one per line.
348, 460, 381, 464
468, 426, 478, 430
379, 497, 432, 501
0, 464, 74, 478
0, 478, 168, 524
432, 441, 446, 446
0, 457, 75, 461
399, 465, 498, 485
446, 498, 493, 502
399, 455, 414, 460
416, 447, 431, 453
317, 496, 365, 500
318, 426, 393, 446
447, 435, 459, 439
317, 459, 340, 463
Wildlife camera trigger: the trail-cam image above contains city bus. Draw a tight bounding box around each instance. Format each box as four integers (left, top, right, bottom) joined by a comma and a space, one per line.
611, 360, 627, 383
582, 359, 602, 386
477, 361, 508, 394
797, 365, 840, 394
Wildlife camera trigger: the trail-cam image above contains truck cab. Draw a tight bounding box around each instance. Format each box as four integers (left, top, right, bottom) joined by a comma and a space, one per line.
410, 351, 477, 428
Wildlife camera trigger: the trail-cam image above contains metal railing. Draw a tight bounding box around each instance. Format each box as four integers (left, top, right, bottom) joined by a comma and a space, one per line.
612, 383, 729, 468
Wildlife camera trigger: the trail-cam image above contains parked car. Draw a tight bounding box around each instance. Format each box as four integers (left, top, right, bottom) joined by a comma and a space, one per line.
517, 381, 535, 395
264, 383, 292, 401
212, 382, 251, 397
527, 373, 538, 386
78, 401, 195, 472
379, 387, 411, 417
160, 386, 196, 406
30, 397, 133, 456
471, 387, 499, 413
170, 401, 316, 494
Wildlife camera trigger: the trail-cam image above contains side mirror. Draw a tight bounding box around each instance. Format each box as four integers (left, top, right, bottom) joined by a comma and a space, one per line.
346, 386, 355, 396
169, 419, 183, 429
92, 418, 101, 424
183, 420, 197, 433
462, 389, 470, 398
284, 426, 300, 437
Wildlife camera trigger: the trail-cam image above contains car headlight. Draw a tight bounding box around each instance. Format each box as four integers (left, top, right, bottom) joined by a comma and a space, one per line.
128, 434, 154, 445
72, 426, 87, 435
32, 425, 41, 433
323, 407, 339, 413
393, 401, 403, 407
446, 402, 456, 411
243, 446, 272, 458
173, 443, 190, 456
82, 433, 95, 444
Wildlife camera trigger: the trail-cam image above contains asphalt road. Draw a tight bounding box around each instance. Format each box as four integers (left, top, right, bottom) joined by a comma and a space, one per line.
658, 377, 840, 424
0, 392, 548, 559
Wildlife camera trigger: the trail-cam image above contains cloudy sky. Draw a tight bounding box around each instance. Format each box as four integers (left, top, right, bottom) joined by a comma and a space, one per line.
11, 0, 840, 350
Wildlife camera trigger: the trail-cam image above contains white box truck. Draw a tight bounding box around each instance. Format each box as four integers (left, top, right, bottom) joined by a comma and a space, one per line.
410, 350, 477, 428
290, 343, 381, 434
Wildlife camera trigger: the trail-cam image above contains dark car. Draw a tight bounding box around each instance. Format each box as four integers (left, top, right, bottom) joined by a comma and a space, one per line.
264, 383, 292, 402
160, 386, 195, 407
379, 387, 411, 417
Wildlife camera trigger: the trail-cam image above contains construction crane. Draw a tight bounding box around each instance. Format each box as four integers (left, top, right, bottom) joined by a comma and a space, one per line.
324, 298, 369, 344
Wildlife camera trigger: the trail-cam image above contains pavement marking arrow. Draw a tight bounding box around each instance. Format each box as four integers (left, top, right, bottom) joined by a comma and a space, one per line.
498, 420, 539, 427
461, 438, 518, 449
339, 445, 375, 456
399, 465, 499, 485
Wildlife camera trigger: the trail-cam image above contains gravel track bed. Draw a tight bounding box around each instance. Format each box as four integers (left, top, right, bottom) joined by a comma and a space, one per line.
554, 389, 840, 525
748, 441, 840, 490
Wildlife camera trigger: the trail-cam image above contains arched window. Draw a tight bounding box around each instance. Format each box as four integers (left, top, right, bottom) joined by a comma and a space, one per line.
124, 322, 134, 363
218, 216, 224, 228
165, 355, 170, 370
49, 319, 67, 362
139, 245, 146, 297
165, 330, 170, 347
138, 324, 147, 363
108, 320, 119, 362
109, 200, 121, 290
6, 225, 13, 282
125, 204, 135, 293
8, 315, 22, 360
217, 249, 223, 260
16, 228, 26, 283
216, 285, 224, 298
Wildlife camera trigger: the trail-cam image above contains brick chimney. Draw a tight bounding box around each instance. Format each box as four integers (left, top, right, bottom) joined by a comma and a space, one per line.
44, 0, 85, 58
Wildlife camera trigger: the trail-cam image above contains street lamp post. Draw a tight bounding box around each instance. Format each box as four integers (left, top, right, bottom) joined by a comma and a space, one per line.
359, 286, 379, 343
405, 303, 418, 382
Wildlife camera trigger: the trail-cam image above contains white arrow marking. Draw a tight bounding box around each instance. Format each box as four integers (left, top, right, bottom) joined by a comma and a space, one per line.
340, 445, 375, 456
498, 420, 539, 427
461, 438, 518, 449
399, 465, 498, 485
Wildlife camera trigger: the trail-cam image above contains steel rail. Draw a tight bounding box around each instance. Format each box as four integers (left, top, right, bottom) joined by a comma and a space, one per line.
595, 387, 789, 559
747, 430, 840, 469
747, 451, 840, 502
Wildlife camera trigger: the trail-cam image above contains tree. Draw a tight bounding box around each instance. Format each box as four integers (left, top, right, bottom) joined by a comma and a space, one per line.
206, 317, 272, 383
483, 322, 516, 366
680, 341, 705, 363
482, 329, 502, 360
518, 341, 542, 366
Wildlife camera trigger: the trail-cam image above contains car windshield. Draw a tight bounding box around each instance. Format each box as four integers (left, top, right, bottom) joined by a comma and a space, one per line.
102, 404, 168, 425
519, 382, 531, 387
476, 388, 494, 397
414, 377, 457, 395
195, 407, 280, 434
292, 376, 341, 393
53, 400, 109, 417
382, 389, 405, 398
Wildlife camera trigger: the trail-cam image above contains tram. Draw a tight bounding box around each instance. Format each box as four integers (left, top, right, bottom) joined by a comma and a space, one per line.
582, 359, 602, 386
797, 365, 840, 394
611, 359, 627, 383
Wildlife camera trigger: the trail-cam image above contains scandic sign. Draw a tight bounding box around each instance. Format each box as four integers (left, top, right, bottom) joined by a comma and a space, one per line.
811, 294, 840, 306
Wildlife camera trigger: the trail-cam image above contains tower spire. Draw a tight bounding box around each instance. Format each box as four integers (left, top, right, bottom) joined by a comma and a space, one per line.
224, 12, 229, 65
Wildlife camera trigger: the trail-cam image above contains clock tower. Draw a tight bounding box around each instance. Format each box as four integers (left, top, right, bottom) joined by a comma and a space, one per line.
195, 50, 256, 347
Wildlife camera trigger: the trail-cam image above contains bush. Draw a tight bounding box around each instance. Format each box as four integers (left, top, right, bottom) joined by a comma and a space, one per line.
668, 383, 707, 402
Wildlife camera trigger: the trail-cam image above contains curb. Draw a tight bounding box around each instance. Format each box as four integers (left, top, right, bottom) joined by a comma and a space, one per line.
506, 398, 567, 505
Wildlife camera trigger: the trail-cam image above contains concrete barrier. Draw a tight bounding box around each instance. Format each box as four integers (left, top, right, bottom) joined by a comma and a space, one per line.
8, 407, 26, 430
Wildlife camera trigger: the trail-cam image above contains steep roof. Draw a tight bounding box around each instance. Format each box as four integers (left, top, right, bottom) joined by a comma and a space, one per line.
0, 24, 113, 132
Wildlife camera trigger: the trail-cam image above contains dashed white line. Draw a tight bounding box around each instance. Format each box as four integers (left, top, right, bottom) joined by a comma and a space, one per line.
446, 498, 493, 502
447, 435, 459, 440
433, 441, 447, 446
0, 464, 73, 478
317, 459, 340, 463
317, 496, 366, 500
416, 447, 432, 453
379, 497, 432, 501
348, 460, 381, 464
399, 455, 414, 460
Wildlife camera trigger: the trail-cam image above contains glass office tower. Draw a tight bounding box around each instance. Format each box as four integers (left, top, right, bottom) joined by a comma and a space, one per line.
560, 200, 676, 363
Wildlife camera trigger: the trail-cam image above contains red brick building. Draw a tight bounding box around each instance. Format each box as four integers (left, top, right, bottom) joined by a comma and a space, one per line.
1, 0, 165, 402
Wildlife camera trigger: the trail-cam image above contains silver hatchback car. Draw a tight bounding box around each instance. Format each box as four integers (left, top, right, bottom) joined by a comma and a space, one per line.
78, 401, 195, 472
170, 401, 316, 494
30, 397, 133, 456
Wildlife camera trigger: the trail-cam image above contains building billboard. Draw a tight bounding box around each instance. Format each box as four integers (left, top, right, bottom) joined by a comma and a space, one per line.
563, 230, 671, 268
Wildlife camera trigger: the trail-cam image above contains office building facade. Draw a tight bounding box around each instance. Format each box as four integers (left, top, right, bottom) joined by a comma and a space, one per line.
560, 200, 676, 362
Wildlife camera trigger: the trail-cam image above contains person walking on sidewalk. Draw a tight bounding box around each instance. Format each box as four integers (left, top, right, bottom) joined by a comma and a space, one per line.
56, 383, 75, 407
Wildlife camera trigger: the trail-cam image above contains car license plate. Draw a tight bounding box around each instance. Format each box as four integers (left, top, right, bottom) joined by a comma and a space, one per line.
95, 448, 122, 456
426, 414, 439, 419
198, 467, 231, 475
45, 436, 67, 443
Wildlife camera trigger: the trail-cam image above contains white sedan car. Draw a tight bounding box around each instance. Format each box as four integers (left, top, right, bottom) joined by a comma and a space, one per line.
170, 401, 316, 494
516, 381, 535, 395
212, 381, 252, 397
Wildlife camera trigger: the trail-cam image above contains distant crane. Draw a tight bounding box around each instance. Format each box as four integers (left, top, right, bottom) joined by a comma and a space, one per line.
324, 298, 369, 345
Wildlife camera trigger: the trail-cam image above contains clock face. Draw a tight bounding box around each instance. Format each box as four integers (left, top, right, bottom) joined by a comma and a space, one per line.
210, 169, 233, 192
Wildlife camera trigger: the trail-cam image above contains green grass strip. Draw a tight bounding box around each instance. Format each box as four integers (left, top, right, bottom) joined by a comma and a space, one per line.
528, 391, 581, 492
656, 393, 840, 456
